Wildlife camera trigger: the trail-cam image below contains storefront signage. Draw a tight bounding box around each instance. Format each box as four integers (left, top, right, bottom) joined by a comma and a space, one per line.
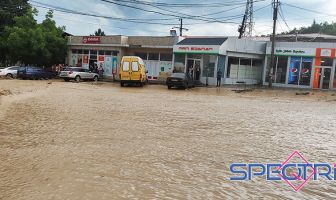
82, 36, 101, 44
174, 45, 219, 54
267, 47, 315, 56
98, 55, 105, 62
320, 49, 332, 57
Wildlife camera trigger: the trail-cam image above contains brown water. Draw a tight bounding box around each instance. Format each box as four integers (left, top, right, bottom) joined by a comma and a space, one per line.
1, 80, 336, 200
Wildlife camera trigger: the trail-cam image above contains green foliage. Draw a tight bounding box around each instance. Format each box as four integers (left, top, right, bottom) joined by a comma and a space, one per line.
4, 8, 67, 67
0, 0, 30, 65
286, 21, 336, 36
91, 28, 106, 36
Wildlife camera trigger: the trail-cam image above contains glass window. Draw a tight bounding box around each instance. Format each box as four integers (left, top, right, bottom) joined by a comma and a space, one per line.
202, 55, 216, 78
83, 50, 89, 54
187, 54, 202, 59
112, 51, 119, 56
90, 50, 97, 55
99, 50, 105, 55
132, 62, 139, 72
334, 65, 336, 89
227, 57, 239, 78
275, 56, 288, 84
321, 57, 333, 66
160, 53, 172, 61
122, 62, 130, 71
105, 51, 112, 56
77, 49, 83, 54
72, 49, 78, 54
299, 58, 313, 86
217, 56, 226, 78
135, 52, 147, 60
148, 53, 159, 61
173, 54, 185, 73
288, 57, 301, 85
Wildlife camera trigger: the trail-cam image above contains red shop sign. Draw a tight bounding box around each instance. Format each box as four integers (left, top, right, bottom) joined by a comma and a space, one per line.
98, 56, 105, 62
82, 36, 101, 44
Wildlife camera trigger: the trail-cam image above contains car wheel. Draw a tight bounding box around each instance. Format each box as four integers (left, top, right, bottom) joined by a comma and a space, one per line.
75, 76, 81, 82
93, 76, 98, 82
6, 73, 13, 78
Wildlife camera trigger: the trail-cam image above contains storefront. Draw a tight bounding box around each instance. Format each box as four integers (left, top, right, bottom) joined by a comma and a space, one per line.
67, 36, 177, 81
173, 37, 266, 86
264, 42, 336, 90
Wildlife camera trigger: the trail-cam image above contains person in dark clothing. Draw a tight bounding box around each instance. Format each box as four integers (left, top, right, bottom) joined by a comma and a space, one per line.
217, 69, 222, 87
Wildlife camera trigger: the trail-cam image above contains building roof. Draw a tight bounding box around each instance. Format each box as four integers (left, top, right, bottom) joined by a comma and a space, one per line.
177, 37, 228, 45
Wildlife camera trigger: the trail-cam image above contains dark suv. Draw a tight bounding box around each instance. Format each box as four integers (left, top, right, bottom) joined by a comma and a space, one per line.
17, 66, 56, 80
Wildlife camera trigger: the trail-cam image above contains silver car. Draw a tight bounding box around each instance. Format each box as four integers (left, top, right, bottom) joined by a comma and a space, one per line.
59, 67, 99, 82
0, 66, 19, 78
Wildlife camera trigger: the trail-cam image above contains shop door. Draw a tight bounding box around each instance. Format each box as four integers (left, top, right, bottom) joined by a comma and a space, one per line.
321, 68, 332, 89
187, 59, 201, 80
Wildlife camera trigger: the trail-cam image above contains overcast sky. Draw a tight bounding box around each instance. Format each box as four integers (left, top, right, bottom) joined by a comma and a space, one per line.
30, 0, 336, 36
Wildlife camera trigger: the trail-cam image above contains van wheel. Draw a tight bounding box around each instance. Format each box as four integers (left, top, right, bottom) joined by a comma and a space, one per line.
75, 76, 81, 82
6, 74, 13, 78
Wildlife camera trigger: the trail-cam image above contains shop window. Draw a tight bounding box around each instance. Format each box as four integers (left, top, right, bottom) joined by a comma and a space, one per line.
227, 57, 239, 78
135, 52, 147, 60
217, 56, 226, 78
90, 50, 97, 55
99, 50, 105, 55
252, 59, 263, 80
275, 56, 288, 84
72, 49, 78, 54
288, 57, 301, 85
148, 53, 159, 61
105, 51, 112, 56
160, 53, 172, 61
202, 55, 216, 78
299, 58, 313, 86
187, 54, 202, 59
77, 49, 83, 54
321, 57, 333, 66
174, 54, 185, 73
83, 50, 89, 54
334, 67, 336, 89
112, 51, 119, 56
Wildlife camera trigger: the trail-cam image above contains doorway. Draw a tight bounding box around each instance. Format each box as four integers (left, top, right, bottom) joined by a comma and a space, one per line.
317, 67, 332, 89
187, 59, 201, 81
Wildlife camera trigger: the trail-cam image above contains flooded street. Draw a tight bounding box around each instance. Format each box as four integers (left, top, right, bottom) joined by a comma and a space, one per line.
1, 79, 336, 199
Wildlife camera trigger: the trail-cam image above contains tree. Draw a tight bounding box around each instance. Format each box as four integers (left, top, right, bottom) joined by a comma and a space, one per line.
284, 21, 336, 36
0, 0, 30, 65
91, 28, 106, 36
4, 8, 67, 67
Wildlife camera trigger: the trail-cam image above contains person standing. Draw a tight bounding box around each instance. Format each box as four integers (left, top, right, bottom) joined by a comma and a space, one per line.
217, 69, 222, 87
98, 63, 104, 79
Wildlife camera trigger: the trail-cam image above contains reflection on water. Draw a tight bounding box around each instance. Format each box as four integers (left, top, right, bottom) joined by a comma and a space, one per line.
1, 80, 336, 199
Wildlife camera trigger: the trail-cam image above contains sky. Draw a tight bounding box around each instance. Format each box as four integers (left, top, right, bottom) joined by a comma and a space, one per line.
30, 0, 336, 37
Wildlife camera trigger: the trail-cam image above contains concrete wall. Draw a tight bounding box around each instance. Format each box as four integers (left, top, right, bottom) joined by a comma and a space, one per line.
128, 36, 178, 47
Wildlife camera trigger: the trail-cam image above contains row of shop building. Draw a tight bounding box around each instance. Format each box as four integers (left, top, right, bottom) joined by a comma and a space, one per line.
67, 34, 336, 90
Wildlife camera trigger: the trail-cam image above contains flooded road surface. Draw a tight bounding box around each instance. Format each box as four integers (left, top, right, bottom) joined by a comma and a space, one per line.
1, 80, 336, 199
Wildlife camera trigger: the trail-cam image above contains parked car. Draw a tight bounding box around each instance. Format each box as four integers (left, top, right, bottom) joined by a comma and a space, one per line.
166, 73, 195, 89
0, 66, 19, 78
119, 56, 147, 87
17, 66, 56, 80
59, 67, 99, 82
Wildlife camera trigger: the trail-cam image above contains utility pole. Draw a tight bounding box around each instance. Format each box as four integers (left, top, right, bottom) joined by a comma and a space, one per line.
173, 18, 188, 36
268, 0, 280, 88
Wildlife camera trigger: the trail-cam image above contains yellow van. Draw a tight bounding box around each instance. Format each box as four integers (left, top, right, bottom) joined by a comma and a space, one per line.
119, 56, 147, 87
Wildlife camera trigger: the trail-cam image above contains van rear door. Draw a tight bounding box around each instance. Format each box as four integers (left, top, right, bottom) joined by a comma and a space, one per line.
130, 61, 141, 81
120, 61, 131, 80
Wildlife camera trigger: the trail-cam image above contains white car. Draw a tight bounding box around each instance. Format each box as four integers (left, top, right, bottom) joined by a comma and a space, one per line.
0, 66, 19, 78
59, 67, 99, 82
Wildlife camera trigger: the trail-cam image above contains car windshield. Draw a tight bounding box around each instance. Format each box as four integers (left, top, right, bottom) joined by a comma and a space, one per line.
171, 73, 186, 78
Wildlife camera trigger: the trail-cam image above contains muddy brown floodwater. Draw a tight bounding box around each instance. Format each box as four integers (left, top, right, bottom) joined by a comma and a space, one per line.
1, 79, 336, 200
